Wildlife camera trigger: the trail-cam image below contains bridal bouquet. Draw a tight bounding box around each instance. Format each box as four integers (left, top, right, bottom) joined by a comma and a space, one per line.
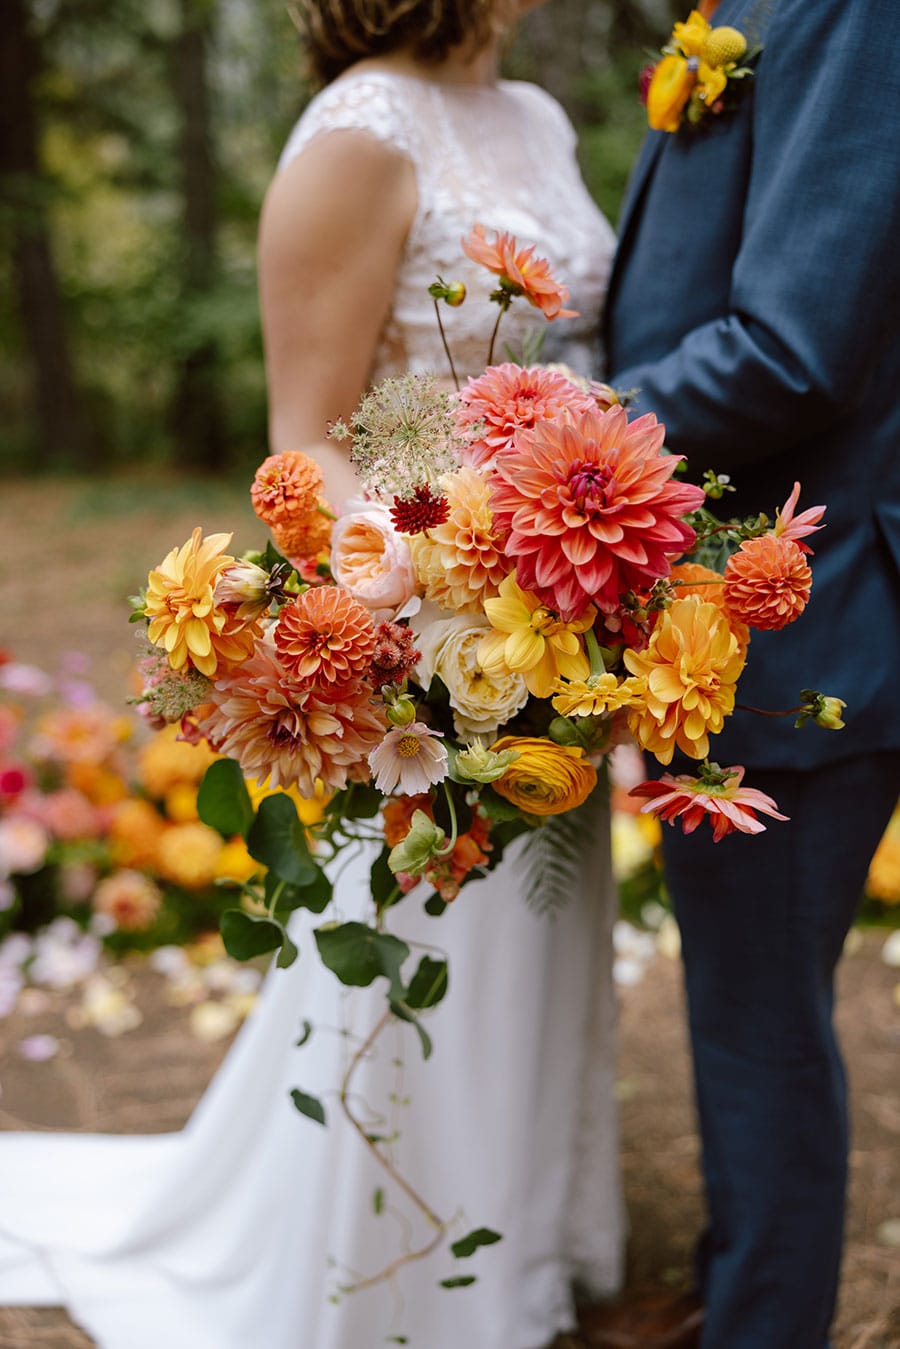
129, 225, 841, 1284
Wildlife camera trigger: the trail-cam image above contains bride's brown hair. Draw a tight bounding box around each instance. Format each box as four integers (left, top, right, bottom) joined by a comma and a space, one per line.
295, 0, 498, 86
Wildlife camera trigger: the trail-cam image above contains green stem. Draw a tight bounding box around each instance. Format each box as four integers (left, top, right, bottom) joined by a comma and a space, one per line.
585, 627, 607, 678
486, 301, 508, 367
735, 702, 805, 718
266, 878, 286, 918
432, 299, 460, 391
434, 782, 459, 857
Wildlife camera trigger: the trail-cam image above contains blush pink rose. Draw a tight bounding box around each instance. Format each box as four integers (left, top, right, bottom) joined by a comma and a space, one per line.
330, 504, 418, 618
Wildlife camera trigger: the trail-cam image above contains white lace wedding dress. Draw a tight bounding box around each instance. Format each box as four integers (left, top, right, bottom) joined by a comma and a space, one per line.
0, 70, 623, 1349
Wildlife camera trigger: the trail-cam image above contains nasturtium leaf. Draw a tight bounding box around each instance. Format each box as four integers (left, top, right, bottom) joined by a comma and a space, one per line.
424, 895, 447, 917
270, 867, 332, 917
276, 929, 299, 969
314, 923, 409, 995
389, 999, 433, 1060
439, 1276, 477, 1289
220, 909, 285, 961
295, 1019, 313, 1048
290, 1088, 326, 1126
247, 793, 318, 885
370, 847, 399, 909
197, 759, 254, 839
478, 787, 524, 823
450, 1228, 503, 1259
404, 956, 448, 1010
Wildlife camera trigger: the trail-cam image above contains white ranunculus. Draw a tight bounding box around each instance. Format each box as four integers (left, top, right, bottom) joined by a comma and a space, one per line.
330, 504, 417, 618
414, 605, 528, 740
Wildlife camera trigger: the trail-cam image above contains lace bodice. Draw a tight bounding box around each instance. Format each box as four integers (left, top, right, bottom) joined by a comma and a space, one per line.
279, 69, 616, 383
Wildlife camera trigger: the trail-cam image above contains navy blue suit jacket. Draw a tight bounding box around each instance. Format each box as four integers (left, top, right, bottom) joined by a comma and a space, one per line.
606, 0, 900, 769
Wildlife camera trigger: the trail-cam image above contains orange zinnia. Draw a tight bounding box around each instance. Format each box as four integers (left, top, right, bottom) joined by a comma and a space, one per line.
251, 451, 324, 528
274, 587, 376, 688
723, 535, 812, 631
462, 224, 578, 320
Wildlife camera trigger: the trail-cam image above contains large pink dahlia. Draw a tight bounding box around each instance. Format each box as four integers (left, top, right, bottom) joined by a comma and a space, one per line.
199, 639, 386, 796
489, 406, 706, 619
454, 364, 597, 469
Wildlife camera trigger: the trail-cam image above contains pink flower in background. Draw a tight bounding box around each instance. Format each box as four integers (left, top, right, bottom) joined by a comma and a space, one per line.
454, 364, 597, 469
368, 723, 449, 795
630, 767, 788, 842
35, 787, 103, 842
0, 663, 53, 698
17, 1034, 60, 1062
0, 765, 30, 802
490, 405, 705, 619
94, 870, 162, 932
0, 815, 49, 877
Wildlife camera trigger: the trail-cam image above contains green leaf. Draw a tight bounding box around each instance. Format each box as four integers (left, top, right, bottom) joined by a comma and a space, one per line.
389, 999, 433, 1060
247, 794, 318, 885
270, 867, 333, 917
314, 923, 409, 996
295, 1019, 313, 1047
478, 787, 524, 823
404, 956, 448, 1010
290, 1088, 326, 1126
220, 909, 285, 961
197, 759, 254, 839
370, 847, 399, 909
439, 1276, 477, 1289
342, 784, 383, 820
424, 894, 447, 917
450, 1228, 503, 1259
276, 929, 299, 969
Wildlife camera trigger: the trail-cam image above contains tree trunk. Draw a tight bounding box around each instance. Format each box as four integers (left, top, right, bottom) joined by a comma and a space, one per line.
0, 0, 92, 468
169, 0, 224, 470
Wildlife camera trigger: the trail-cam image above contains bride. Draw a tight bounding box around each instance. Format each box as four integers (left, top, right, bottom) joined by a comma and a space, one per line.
0, 2, 624, 1346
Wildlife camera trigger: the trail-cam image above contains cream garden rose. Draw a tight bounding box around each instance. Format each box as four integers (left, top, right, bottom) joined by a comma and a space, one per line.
330, 503, 417, 618
413, 605, 529, 739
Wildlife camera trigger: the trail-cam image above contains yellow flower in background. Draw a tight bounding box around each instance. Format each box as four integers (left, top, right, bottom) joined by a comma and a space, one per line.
624, 597, 745, 764
108, 797, 166, 869
489, 736, 597, 817
138, 724, 217, 799
246, 777, 328, 828
867, 811, 900, 905
215, 837, 261, 885
156, 821, 223, 889
164, 782, 200, 824
65, 761, 129, 806
479, 575, 593, 699
647, 53, 697, 132
145, 528, 262, 677
551, 672, 647, 718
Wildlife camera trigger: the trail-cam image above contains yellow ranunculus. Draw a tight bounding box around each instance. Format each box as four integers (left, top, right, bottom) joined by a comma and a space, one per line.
488, 736, 598, 817
623, 598, 745, 765
646, 54, 697, 133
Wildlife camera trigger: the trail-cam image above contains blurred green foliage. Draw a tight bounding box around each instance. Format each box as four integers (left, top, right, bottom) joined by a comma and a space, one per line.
0, 0, 676, 476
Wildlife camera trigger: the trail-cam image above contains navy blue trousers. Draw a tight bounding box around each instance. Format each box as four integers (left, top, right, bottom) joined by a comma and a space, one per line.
658, 751, 900, 1349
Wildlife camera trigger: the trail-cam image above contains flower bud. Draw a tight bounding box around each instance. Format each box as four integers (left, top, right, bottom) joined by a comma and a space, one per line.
814, 696, 847, 731
427, 279, 466, 307
385, 693, 418, 728
388, 809, 447, 877
454, 738, 519, 785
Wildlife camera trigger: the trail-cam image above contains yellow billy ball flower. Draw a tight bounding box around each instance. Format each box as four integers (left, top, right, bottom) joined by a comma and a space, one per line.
479, 574, 593, 699
703, 26, 748, 68
623, 597, 745, 765
145, 527, 261, 678
489, 736, 598, 817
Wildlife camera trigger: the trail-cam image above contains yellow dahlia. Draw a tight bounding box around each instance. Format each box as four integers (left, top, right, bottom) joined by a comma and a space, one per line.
479, 574, 594, 699
409, 466, 510, 613
489, 736, 597, 816
670, 561, 750, 657
145, 528, 262, 678
551, 672, 647, 718
155, 821, 224, 889
624, 597, 745, 764
137, 723, 217, 798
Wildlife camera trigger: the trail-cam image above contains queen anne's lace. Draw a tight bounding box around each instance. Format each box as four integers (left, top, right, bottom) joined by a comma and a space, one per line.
279, 71, 615, 383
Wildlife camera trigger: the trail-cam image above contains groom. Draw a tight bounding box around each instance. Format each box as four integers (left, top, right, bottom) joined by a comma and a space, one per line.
605, 0, 900, 1345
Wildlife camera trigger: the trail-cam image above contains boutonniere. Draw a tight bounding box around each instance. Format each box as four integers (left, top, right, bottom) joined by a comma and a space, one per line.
640, 8, 760, 134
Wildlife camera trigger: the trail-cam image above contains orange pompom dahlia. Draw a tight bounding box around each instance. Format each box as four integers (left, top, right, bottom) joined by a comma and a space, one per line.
274, 587, 376, 688
489, 405, 706, 619
723, 535, 812, 631
251, 451, 324, 528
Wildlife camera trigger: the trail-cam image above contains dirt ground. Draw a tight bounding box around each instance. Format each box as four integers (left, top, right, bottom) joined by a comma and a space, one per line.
1, 477, 899, 1348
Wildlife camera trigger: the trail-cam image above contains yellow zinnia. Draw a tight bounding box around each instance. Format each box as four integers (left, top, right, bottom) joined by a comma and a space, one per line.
479, 575, 594, 699
489, 736, 598, 817
551, 673, 647, 718
145, 527, 261, 677
623, 597, 745, 764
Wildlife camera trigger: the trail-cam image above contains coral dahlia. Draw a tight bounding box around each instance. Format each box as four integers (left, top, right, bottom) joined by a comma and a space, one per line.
274, 587, 376, 688
630, 765, 788, 843
723, 535, 812, 631
199, 639, 386, 796
489, 406, 706, 619
454, 364, 597, 469
462, 225, 577, 320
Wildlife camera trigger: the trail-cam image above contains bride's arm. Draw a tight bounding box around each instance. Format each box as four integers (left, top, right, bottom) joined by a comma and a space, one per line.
258, 129, 417, 509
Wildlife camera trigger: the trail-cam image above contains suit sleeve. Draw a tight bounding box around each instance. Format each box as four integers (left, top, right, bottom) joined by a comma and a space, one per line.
611, 0, 900, 467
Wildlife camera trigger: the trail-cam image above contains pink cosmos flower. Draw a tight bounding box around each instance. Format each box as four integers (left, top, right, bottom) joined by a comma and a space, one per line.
368, 723, 449, 796
630, 766, 788, 843
773, 481, 826, 554
199, 638, 386, 797
489, 405, 706, 619
454, 364, 597, 470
